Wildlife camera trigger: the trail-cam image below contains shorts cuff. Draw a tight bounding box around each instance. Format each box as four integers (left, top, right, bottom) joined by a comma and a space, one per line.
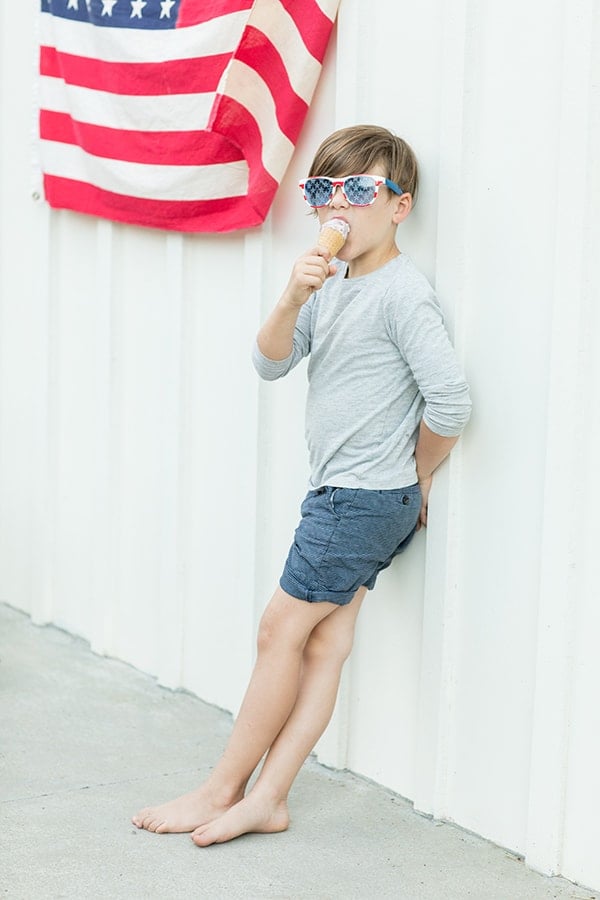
279, 573, 356, 606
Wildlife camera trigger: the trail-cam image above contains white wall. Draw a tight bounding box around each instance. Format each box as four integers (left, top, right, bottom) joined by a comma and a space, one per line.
1, 0, 599, 889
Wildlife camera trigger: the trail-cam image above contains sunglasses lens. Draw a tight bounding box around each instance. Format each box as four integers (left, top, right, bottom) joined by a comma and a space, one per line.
304, 178, 333, 207
344, 176, 377, 205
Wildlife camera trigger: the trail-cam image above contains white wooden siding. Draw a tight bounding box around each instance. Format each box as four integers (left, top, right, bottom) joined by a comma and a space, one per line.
1, 0, 599, 889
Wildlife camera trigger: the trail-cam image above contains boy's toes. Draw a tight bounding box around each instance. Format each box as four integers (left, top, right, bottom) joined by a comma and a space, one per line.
131, 806, 152, 828
145, 815, 165, 833
132, 808, 162, 832
190, 824, 211, 846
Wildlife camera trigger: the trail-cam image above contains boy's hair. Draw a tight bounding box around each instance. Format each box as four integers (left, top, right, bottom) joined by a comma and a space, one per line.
308, 125, 419, 201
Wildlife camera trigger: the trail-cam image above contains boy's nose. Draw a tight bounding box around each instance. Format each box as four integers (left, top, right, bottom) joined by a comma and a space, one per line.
329, 184, 348, 206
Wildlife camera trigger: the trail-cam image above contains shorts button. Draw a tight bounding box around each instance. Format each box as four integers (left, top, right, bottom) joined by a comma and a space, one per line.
402, 495, 410, 505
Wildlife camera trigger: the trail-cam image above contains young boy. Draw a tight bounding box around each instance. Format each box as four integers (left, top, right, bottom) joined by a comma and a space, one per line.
132, 124, 471, 846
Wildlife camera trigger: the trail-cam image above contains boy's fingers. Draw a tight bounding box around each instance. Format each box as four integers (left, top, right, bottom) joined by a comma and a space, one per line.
415, 502, 428, 530
310, 245, 332, 262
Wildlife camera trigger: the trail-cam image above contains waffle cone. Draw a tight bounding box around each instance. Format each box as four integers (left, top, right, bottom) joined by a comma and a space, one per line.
318, 222, 348, 257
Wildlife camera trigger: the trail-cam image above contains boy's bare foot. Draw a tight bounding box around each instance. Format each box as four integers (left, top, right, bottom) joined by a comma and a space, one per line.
191, 792, 289, 846
132, 783, 243, 834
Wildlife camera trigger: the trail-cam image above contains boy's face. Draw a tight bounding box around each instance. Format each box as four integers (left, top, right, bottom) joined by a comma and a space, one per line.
315, 165, 412, 278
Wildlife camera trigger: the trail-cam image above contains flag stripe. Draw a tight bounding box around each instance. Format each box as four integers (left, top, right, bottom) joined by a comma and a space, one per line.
43, 174, 265, 232
312, 0, 344, 18
240, 3, 321, 104
40, 74, 215, 132
41, 46, 231, 96
214, 60, 294, 183
40, 9, 250, 63
176, 0, 253, 28
236, 27, 307, 144
208, 94, 278, 219
40, 110, 244, 166
41, 138, 248, 200
280, 0, 335, 63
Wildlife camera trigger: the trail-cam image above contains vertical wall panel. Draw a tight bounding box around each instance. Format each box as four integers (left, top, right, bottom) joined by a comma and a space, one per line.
413, 0, 472, 822
178, 231, 260, 713
1, 1, 600, 889
0, 0, 48, 618
443, 0, 563, 854
153, 233, 186, 689
525, 0, 595, 876
559, 2, 600, 887
49, 212, 104, 638
108, 227, 171, 673
88, 220, 115, 656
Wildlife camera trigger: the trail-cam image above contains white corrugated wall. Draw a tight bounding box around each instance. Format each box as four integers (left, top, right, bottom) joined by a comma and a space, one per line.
1, 0, 599, 889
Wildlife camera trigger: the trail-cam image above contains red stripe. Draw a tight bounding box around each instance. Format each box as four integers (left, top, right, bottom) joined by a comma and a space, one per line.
43, 174, 266, 233
177, 0, 253, 28
209, 95, 278, 219
279, 0, 334, 63
40, 110, 244, 166
235, 26, 307, 145
40, 46, 229, 96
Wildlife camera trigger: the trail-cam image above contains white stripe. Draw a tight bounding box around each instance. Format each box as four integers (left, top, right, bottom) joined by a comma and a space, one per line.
39, 139, 249, 201
40, 8, 250, 63
222, 60, 294, 181
313, 0, 339, 20
247, 0, 322, 102
40, 75, 215, 131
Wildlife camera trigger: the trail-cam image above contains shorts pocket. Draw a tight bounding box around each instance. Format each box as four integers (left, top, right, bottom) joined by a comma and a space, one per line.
329, 487, 358, 519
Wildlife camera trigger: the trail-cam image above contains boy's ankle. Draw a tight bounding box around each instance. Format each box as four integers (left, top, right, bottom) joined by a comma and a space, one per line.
205, 772, 247, 804
246, 781, 287, 806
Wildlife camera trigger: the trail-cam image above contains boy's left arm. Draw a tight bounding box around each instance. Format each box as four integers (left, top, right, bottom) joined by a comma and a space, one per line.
414, 421, 459, 530
387, 286, 471, 528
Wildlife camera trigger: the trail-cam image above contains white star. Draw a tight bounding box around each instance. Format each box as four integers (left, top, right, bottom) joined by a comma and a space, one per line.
66, 0, 78, 9
101, 0, 118, 14
159, 0, 175, 18
130, 0, 146, 18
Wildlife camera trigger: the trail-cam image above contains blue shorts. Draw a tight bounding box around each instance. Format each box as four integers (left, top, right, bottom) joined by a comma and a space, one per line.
280, 484, 421, 606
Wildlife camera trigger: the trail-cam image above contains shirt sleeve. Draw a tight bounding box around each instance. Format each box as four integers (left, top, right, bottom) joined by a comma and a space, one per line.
385, 284, 472, 437
252, 295, 314, 381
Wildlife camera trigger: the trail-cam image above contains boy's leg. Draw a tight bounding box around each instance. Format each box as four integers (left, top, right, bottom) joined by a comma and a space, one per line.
132, 587, 339, 833
191, 587, 366, 846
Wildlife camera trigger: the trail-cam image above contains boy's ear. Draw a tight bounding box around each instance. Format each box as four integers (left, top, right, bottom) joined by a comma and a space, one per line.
392, 192, 412, 224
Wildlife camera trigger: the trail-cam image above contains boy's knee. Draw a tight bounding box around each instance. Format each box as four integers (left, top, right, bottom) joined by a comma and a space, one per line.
304, 622, 355, 666
256, 613, 278, 655
256, 603, 304, 655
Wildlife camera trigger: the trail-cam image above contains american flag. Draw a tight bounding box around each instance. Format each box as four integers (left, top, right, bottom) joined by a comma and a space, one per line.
39, 0, 340, 233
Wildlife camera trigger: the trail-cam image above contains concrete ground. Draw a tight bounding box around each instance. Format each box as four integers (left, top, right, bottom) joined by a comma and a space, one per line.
1, 603, 598, 900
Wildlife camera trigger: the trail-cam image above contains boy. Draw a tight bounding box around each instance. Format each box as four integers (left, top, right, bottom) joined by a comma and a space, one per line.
133, 125, 471, 846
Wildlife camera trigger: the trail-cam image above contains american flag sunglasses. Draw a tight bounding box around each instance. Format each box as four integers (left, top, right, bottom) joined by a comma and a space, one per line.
298, 174, 404, 208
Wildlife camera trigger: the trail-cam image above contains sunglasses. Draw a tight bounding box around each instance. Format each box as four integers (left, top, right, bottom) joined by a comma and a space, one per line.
298, 174, 404, 208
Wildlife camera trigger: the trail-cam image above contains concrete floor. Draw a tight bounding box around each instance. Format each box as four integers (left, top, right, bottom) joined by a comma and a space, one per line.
1, 602, 598, 900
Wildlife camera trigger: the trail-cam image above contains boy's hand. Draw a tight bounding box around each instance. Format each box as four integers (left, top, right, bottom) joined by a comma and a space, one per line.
414, 421, 459, 529
256, 247, 336, 361
416, 474, 432, 530
282, 247, 336, 309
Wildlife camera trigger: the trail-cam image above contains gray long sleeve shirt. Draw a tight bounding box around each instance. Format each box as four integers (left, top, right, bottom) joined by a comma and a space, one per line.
252, 254, 471, 490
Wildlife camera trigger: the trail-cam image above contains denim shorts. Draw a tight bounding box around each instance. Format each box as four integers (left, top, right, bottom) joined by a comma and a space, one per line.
279, 484, 421, 606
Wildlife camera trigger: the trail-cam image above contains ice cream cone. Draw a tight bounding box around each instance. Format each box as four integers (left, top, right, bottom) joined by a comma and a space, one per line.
318, 218, 350, 257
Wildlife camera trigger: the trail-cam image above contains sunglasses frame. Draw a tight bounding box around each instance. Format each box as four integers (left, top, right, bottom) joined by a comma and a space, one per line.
298, 174, 404, 208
